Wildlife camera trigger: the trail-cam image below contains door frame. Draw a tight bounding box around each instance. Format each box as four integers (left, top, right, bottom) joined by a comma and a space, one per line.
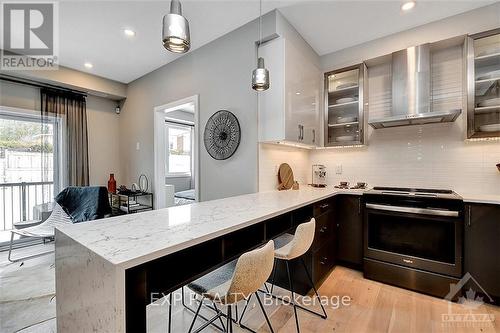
153, 95, 200, 208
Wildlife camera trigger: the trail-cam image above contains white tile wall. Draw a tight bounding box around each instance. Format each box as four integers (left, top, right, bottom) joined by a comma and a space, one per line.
259, 116, 500, 196
258, 143, 310, 191
311, 115, 500, 196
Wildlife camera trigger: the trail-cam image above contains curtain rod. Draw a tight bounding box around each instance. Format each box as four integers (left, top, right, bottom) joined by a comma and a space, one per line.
0, 74, 87, 97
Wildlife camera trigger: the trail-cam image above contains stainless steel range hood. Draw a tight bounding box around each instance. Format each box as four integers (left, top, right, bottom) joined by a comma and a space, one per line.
369, 44, 461, 129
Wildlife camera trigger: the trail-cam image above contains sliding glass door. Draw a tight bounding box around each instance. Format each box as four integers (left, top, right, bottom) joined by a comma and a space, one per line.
0, 107, 60, 248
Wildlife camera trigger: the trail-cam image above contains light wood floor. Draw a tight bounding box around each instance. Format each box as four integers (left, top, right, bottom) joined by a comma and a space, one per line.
165, 266, 500, 333
2, 245, 499, 333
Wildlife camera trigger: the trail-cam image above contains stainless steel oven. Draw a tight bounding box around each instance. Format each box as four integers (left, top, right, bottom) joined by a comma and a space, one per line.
363, 187, 465, 297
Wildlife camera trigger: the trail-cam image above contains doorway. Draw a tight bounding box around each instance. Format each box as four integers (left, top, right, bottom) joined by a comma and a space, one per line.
154, 95, 199, 208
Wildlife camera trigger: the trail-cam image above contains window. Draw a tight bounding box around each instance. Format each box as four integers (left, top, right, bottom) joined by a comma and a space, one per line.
0, 115, 55, 183
166, 123, 192, 176
0, 107, 60, 240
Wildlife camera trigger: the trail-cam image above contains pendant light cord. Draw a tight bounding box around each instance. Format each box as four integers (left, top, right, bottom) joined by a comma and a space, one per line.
258, 0, 262, 58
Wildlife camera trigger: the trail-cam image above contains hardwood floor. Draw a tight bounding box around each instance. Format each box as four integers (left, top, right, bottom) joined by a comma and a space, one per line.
1, 245, 499, 333
166, 266, 500, 333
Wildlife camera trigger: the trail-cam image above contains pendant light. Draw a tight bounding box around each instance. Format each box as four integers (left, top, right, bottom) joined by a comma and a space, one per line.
252, 0, 269, 91
162, 0, 190, 53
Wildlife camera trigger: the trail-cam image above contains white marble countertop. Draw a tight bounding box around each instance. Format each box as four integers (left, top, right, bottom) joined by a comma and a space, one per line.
56, 187, 364, 269
459, 193, 500, 205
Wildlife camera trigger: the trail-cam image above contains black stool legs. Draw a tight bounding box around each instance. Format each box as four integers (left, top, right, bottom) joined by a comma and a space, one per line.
252, 257, 328, 333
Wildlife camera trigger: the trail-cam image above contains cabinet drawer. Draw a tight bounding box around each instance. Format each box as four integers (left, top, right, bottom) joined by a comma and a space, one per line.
312, 212, 334, 251
313, 199, 333, 216
312, 239, 335, 284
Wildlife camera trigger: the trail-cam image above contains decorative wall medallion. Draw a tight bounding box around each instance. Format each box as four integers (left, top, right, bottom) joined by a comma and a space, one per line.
204, 110, 241, 160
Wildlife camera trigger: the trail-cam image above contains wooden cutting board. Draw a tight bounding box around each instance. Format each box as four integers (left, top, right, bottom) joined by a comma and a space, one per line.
277, 163, 294, 190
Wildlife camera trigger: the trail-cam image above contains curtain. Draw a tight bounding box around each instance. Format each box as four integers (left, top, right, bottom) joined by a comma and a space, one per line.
41, 88, 89, 190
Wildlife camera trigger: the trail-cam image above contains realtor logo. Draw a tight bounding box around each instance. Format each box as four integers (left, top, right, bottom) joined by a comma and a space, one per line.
442, 272, 495, 328
1, 1, 59, 70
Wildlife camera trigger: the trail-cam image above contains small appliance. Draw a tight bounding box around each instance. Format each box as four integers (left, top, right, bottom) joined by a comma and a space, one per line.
310, 164, 327, 188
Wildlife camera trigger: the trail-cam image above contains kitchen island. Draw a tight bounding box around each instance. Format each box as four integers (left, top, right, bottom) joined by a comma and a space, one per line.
55, 187, 363, 333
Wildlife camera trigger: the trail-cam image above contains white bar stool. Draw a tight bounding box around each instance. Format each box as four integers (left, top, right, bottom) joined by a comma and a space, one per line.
240, 218, 327, 333
186, 240, 276, 333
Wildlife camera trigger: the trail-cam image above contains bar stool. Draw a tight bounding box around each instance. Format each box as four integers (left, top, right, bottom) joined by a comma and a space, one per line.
241, 218, 327, 333
186, 240, 276, 333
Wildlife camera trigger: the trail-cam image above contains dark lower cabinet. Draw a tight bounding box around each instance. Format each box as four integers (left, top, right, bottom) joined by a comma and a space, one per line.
271, 198, 336, 295
464, 203, 500, 305
312, 239, 336, 285
336, 195, 363, 267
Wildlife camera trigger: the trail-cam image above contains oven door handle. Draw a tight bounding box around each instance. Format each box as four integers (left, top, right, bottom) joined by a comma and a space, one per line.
366, 203, 460, 217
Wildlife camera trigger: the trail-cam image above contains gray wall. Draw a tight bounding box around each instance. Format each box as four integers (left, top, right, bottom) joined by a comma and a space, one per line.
166, 177, 191, 193
2, 64, 127, 99
118, 10, 322, 201
119, 16, 262, 201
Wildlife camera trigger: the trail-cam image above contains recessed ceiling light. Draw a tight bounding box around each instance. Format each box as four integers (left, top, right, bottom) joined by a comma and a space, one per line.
124, 29, 136, 37
84, 62, 93, 69
401, 1, 416, 11
295, 92, 301, 95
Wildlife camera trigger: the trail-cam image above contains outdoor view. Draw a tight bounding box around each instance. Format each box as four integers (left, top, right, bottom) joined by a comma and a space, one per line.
0, 115, 55, 241
166, 124, 192, 175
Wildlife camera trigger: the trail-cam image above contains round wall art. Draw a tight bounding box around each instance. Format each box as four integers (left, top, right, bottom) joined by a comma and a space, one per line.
204, 110, 241, 160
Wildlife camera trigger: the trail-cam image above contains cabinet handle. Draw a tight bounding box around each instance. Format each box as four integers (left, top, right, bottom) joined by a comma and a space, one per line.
301, 125, 304, 141
467, 205, 471, 227
320, 203, 329, 209
298, 125, 302, 141
312, 129, 316, 143
358, 198, 362, 214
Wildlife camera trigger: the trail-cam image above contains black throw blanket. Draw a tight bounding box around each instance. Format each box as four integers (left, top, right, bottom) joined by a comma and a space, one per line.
55, 186, 111, 223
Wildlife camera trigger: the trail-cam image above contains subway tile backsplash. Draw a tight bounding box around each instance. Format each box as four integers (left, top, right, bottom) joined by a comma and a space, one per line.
259, 115, 500, 196
259, 143, 310, 192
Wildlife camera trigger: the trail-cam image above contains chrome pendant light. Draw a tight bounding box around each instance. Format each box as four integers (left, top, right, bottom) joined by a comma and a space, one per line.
252, 0, 269, 91
162, 0, 190, 53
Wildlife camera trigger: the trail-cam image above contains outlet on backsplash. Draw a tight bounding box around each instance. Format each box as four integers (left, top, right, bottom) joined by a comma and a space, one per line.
336, 164, 342, 174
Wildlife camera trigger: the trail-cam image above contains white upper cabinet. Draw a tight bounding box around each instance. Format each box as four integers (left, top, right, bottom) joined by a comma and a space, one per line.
258, 37, 321, 147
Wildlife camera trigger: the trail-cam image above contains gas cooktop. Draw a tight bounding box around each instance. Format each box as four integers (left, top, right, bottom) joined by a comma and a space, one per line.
367, 187, 462, 200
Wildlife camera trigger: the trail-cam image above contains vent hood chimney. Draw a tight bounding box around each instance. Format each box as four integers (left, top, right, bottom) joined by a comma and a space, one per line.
369, 44, 461, 129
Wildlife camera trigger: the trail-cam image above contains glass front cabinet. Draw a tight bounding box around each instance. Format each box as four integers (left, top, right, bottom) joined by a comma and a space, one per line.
467, 29, 500, 139
324, 64, 367, 146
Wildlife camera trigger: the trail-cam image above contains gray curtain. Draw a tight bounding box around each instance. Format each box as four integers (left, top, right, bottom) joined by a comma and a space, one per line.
41, 89, 89, 188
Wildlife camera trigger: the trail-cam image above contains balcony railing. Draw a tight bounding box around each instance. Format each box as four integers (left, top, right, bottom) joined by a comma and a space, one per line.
0, 181, 54, 232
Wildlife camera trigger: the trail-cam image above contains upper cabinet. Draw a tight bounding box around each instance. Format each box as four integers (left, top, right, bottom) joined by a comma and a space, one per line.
324, 64, 367, 147
467, 28, 500, 139
258, 37, 321, 147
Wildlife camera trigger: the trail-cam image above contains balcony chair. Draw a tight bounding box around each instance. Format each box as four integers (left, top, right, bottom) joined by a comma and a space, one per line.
8, 186, 111, 263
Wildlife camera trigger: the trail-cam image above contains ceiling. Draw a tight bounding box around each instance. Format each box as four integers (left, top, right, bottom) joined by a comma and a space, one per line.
53, 0, 493, 83
280, 0, 494, 56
